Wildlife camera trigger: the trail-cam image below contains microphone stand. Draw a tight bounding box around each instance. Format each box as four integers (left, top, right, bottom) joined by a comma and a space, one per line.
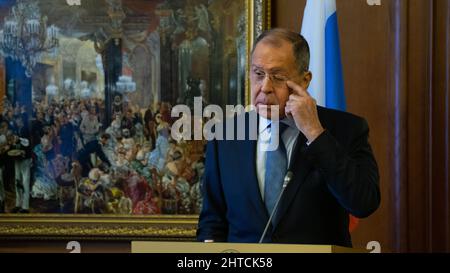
259, 171, 293, 243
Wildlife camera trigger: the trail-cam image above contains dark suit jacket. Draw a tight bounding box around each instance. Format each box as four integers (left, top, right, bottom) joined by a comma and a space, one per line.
77, 140, 111, 167
197, 106, 380, 247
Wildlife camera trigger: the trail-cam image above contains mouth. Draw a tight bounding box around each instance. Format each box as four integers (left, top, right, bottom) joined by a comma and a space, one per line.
255, 99, 274, 106
255, 102, 278, 109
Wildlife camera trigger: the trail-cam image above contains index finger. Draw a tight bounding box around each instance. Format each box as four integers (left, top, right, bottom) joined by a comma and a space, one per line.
286, 81, 310, 97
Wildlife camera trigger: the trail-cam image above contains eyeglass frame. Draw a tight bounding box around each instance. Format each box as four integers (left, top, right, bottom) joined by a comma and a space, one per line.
250, 66, 294, 87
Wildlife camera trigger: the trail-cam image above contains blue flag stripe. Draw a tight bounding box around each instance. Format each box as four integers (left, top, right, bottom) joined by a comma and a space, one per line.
325, 12, 346, 111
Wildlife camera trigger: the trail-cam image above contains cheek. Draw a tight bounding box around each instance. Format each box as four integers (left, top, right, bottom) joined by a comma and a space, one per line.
250, 84, 259, 102
274, 88, 290, 108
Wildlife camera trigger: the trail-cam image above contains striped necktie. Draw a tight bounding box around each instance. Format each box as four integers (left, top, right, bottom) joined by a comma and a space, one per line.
264, 122, 289, 216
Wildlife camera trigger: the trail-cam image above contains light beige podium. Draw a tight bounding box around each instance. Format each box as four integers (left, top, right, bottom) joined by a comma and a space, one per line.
132, 241, 364, 253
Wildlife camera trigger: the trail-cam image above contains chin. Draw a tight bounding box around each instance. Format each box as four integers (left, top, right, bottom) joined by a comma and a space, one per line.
256, 105, 284, 120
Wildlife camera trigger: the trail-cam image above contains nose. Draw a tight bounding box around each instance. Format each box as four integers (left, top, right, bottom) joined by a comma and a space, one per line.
261, 75, 274, 94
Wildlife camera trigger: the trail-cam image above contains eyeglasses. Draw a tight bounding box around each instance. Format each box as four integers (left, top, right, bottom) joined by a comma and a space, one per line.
251, 68, 290, 87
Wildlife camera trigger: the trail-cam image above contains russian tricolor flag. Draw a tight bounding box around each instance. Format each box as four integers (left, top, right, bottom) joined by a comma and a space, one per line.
301, 0, 346, 111
302, 0, 360, 232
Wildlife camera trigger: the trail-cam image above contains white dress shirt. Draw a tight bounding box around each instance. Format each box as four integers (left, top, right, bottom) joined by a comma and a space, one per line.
256, 116, 300, 200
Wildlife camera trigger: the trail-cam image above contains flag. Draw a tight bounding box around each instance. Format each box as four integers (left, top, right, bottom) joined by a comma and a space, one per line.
301, 0, 346, 110
301, 0, 359, 232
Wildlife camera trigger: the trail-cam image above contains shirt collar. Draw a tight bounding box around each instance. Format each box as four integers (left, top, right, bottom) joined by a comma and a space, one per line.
258, 115, 271, 134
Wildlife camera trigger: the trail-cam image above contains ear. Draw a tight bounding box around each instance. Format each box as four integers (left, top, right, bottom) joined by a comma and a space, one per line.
301, 71, 313, 90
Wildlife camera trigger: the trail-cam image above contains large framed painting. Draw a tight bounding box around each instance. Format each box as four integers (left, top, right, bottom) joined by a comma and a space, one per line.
0, 0, 270, 240
0, 59, 4, 111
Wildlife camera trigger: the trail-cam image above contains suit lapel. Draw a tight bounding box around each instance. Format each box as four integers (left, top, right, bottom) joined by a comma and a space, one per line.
272, 132, 313, 229
242, 113, 269, 222
241, 138, 269, 221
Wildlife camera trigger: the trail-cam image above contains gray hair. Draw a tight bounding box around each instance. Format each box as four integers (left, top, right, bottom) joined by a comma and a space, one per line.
251, 28, 310, 74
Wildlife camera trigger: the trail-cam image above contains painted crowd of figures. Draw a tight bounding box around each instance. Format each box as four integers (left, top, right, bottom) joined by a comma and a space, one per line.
0, 97, 205, 214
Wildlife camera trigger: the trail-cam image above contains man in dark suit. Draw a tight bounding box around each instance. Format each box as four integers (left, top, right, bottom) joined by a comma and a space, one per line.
77, 133, 111, 177
197, 28, 380, 247
11, 115, 33, 213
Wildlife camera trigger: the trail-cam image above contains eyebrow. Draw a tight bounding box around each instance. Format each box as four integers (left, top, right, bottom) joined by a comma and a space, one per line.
251, 65, 288, 74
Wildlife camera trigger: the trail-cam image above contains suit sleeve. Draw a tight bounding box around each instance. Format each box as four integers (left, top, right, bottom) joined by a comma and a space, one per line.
196, 139, 229, 242
305, 118, 381, 218
95, 144, 111, 166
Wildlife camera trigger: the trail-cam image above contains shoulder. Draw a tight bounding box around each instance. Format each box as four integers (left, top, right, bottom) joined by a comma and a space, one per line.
86, 140, 99, 147
317, 106, 368, 129
317, 106, 370, 143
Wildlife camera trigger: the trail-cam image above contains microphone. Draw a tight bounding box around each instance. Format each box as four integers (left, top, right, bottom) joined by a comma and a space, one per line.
258, 171, 294, 243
